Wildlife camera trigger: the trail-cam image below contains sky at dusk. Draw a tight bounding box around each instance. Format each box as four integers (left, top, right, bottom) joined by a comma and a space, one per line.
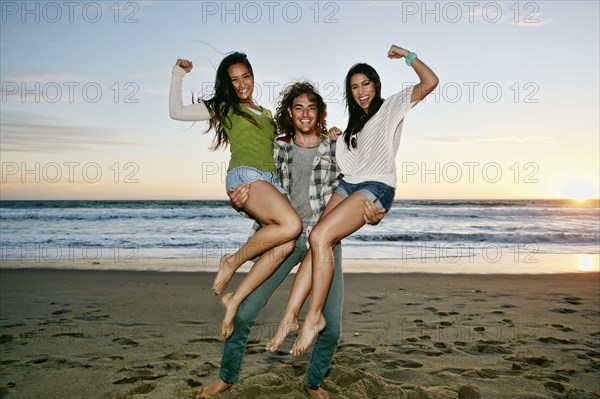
1, 1, 598, 200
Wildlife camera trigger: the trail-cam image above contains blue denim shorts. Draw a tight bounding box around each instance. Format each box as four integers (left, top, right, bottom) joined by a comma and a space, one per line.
226, 166, 287, 195
334, 179, 395, 212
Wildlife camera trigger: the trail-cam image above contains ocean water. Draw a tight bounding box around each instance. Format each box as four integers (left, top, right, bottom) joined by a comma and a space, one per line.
1, 199, 598, 273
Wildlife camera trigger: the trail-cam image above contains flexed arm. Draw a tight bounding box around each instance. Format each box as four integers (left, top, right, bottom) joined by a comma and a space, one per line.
388, 45, 439, 103
169, 59, 212, 121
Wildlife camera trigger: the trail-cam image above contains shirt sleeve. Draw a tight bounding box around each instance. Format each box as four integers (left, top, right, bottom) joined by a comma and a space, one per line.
169, 65, 212, 121
385, 85, 419, 130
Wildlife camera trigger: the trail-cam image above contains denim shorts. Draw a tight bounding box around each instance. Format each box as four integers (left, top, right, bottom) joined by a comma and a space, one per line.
225, 166, 287, 195
334, 179, 395, 212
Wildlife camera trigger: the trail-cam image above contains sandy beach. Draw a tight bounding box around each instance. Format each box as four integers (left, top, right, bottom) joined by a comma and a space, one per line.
0, 262, 598, 399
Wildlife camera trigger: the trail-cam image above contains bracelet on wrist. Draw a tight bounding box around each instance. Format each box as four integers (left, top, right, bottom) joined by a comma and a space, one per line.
405, 52, 418, 66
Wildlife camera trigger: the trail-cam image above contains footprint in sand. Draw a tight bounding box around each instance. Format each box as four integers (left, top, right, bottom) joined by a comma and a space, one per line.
113, 375, 165, 385
463, 341, 513, 355
350, 310, 371, 315
0, 334, 16, 344
161, 352, 198, 360
125, 383, 157, 395
544, 381, 566, 394
29, 357, 49, 365
75, 312, 109, 321
113, 337, 139, 347
551, 324, 574, 332
52, 332, 86, 339
51, 309, 71, 315
563, 296, 583, 305
548, 308, 578, 314
462, 368, 502, 379
383, 359, 423, 369
538, 337, 576, 345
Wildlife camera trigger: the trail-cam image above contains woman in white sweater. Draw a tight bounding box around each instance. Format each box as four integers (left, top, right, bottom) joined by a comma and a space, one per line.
267, 45, 439, 355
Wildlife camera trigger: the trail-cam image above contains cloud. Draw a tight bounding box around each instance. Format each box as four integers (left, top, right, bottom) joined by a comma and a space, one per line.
407, 135, 555, 144
1, 111, 139, 153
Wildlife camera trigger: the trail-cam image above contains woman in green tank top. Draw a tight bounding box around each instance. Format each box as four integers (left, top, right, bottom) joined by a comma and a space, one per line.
170, 53, 302, 340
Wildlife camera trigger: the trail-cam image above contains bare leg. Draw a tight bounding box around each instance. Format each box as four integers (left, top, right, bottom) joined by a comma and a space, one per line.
265, 250, 311, 351
213, 181, 302, 295
291, 193, 368, 355
266, 194, 345, 352
220, 240, 295, 340
196, 379, 232, 398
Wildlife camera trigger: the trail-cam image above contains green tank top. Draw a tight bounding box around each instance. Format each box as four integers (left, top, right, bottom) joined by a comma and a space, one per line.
225, 106, 276, 172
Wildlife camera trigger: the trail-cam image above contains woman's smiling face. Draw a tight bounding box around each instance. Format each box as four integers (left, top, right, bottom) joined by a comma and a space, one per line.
350, 73, 376, 112
228, 63, 254, 105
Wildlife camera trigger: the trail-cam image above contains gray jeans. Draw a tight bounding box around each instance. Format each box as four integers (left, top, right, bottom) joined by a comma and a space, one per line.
218, 235, 343, 389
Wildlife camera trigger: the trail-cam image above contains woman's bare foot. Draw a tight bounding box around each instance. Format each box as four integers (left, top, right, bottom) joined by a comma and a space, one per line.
305, 386, 330, 399
195, 379, 232, 398
219, 292, 238, 341
290, 312, 326, 356
213, 254, 235, 295
265, 315, 299, 352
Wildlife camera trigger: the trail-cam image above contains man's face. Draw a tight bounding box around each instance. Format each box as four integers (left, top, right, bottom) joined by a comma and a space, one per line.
288, 93, 318, 134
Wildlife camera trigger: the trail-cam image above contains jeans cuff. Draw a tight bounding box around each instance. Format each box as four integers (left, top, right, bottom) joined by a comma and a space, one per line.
219, 369, 238, 385
304, 377, 320, 391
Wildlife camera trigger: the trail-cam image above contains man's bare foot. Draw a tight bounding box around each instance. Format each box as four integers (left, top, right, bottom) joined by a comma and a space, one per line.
290, 312, 326, 356
213, 254, 235, 295
219, 292, 238, 341
265, 315, 299, 352
195, 379, 232, 398
305, 386, 330, 399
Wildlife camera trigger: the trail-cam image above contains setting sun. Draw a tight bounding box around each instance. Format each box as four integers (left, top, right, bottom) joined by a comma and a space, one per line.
559, 179, 599, 202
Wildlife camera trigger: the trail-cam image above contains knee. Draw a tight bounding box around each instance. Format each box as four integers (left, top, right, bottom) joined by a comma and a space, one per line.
308, 225, 333, 250
282, 214, 302, 240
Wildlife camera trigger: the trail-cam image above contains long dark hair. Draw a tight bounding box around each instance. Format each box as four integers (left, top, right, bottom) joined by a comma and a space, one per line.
275, 82, 327, 137
202, 52, 270, 150
343, 63, 384, 149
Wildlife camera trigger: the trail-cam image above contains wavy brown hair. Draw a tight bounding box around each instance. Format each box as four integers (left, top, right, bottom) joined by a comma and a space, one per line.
275, 82, 327, 137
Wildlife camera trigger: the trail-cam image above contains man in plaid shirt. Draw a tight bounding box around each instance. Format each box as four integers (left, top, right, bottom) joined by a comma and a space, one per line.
199, 82, 384, 399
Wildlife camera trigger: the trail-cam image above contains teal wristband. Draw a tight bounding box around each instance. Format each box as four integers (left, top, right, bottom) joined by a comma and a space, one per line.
405, 52, 418, 66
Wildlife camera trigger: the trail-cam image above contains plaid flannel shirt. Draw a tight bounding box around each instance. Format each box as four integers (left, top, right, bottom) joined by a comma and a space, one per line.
250, 135, 341, 239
